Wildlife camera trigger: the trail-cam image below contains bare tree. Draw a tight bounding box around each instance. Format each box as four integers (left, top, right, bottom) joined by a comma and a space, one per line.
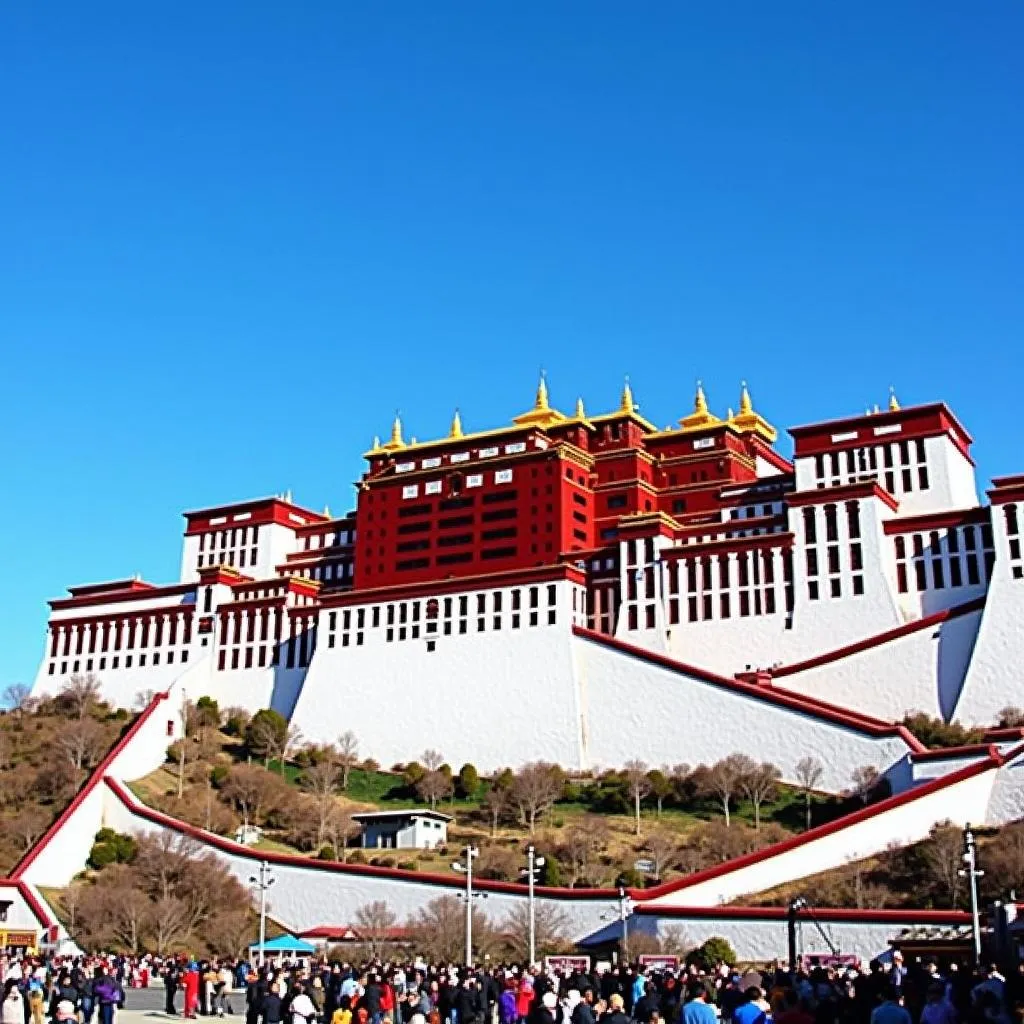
643, 832, 680, 880
133, 689, 157, 712
511, 763, 563, 834
500, 901, 570, 961
301, 753, 341, 849
417, 769, 453, 811
11, 806, 50, 852
922, 823, 966, 908
60, 674, 103, 719
700, 754, 750, 827
223, 764, 282, 829
563, 815, 609, 884
624, 760, 652, 836
794, 756, 824, 830
850, 765, 880, 805
646, 768, 673, 817
324, 808, 363, 862
999, 707, 1024, 728
354, 900, 398, 959
482, 786, 509, 838
422, 749, 445, 772
57, 717, 106, 771
740, 762, 781, 830
337, 730, 359, 789
2, 683, 33, 714
277, 723, 304, 776
407, 895, 497, 963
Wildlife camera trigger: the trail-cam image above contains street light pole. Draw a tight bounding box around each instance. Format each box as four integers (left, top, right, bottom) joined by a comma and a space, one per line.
526, 844, 546, 966
960, 824, 985, 966
618, 887, 631, 965
453, 846, 479, 967
249, 860, 275, 967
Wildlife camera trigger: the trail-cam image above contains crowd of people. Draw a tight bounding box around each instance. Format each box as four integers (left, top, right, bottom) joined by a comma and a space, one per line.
2, 950, 1023, 1024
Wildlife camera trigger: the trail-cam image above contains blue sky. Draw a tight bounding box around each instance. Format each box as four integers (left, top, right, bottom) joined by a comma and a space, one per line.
1, 3, 1021, 688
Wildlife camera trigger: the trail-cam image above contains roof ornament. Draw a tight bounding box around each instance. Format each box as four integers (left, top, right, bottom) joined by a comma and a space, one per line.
323, 504, 331, 518
575, 396, 586, 419
535, 371, 550, 411
678, 379, 721, 432
620, 376, 636, 413
729, 380, 778, 442
284, 489, 293, 503
449, 408, 464, 439
371, 435, 381, 452
381, 411, 405, 451
889, 386, 900, 412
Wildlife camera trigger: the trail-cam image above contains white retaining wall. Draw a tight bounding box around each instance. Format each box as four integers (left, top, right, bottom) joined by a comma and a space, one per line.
643, 762, 999, 908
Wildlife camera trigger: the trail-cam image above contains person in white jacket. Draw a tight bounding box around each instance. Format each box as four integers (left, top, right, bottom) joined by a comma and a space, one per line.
290, 984, 317, 1024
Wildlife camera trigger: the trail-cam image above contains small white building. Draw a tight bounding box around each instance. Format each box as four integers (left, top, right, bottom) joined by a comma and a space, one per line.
352, 809, 452, 850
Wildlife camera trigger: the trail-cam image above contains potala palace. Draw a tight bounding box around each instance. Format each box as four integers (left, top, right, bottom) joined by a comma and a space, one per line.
28, 379, 1024, 774
8, 379, 1024, 958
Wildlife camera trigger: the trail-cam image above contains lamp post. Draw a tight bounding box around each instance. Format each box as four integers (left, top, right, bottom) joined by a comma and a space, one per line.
617, 887, 633, 965
959, 824, 984, 965
523, 844, 546, 965
249, 860, 275, 966
452, 846, 479, 967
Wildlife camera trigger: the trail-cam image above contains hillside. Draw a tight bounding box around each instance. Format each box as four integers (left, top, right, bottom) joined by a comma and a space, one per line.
734, 820, 1024, 911
124, 697, 897, 890
0, 679, 139, 875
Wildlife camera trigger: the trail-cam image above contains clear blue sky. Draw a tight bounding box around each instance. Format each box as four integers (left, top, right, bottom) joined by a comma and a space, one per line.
1, 3, 1021, 689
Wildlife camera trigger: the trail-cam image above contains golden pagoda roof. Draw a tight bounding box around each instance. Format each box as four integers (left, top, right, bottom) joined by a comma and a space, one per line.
678, 382, 722, 431
511, 373, 568, 429
730, 382, 777, 442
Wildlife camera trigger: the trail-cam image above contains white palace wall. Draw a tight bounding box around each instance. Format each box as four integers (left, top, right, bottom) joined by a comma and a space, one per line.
573, 633, 913, 791
953, 502, 1024, 725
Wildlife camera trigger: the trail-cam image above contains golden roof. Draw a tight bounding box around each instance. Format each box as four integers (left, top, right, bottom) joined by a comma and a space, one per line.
380, 414, 405, 451
512, 373, 567, 429
678, 382, 722, 431
730, 382, 778, 442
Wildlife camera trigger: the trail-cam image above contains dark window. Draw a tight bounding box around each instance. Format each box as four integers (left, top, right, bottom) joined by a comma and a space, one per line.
437, 552, 473, 565
396, 557, 430, 570
608, 495, 627, 509
481, 507, 517, 522
397, 521, 431, 535
481, 546, 517, 559
437, 533, 473, 547
573, 493, 587, 507
482, 490, 518, 505
440, 497, 474, 510
803, 508, 817, 544
397, 539, 431, 552
482, 527, 517, 541
397, 502, 432, 518
439, 515, 474, 529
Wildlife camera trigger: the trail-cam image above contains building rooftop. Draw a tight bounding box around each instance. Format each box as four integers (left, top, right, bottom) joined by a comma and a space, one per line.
350, 808, 453, 823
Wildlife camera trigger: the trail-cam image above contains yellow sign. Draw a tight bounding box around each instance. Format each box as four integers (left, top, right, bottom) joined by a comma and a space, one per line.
0, 930, 37, 949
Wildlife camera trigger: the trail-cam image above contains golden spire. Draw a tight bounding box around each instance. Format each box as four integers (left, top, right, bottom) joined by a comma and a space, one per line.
727, 407, 735, 421
512, 371, 566, 428
739, 381, 753, 416
380, 412, 405, 451
371, 435, 381, 452
620, 377, 635, 413
449, 408, 464, 439
889, 386, 900, 412
535, 372, 550, 411
575, 396, 586, 419
730, 381, 777, 442
679, 380, 721, 432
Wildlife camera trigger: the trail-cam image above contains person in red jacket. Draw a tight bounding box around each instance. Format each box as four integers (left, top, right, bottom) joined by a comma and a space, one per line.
183, 964, 200, 1019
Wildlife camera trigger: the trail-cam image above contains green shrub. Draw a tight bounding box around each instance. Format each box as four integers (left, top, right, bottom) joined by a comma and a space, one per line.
901, 712, 984, 749
209, 764, 229, 788
88, 842, 117, 870
317, 845, 336, 861
244, 709, 287, 761
348, 849, 367, 864
457, 763, 480, 799
615, 868, 644, 889
539, 857, 562, 886
397, 860, 417, 871
688, 936, 737, 970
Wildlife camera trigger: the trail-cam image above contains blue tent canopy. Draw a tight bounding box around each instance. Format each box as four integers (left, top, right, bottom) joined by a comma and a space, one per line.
248, 933, 317, 954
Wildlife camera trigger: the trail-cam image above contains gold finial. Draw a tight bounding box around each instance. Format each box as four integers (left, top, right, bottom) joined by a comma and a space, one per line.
739, 381, 753, 416
449, 408, 464, 439
512, 371, 566, 428
730, 380, 778, 442
380, 412, 405, 450
371, 435, 381, 452
679, 380, 721, 431
694, 380, 708, 414
889, 386, 900, 412
620, 376, 635, 413
535, 371, 550, 411
575, 396, 586, 419
727, 407, 735, 421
